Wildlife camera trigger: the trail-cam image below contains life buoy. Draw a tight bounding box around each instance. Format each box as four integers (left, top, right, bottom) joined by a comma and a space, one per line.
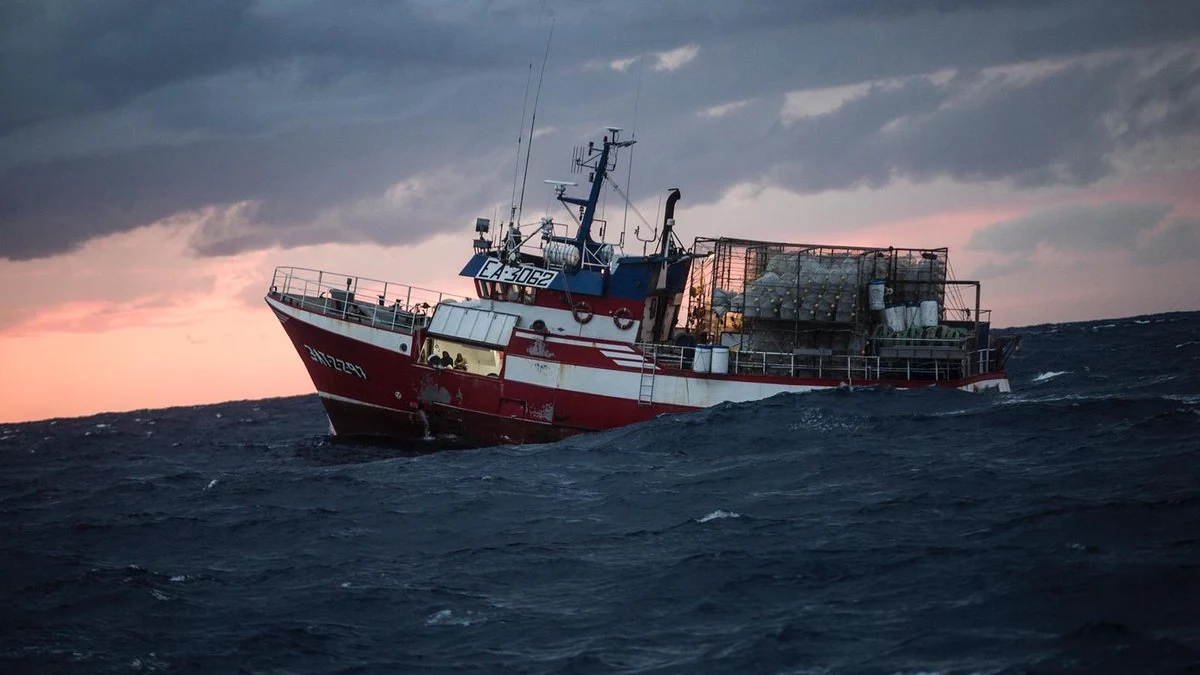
613, 307, 635, 330
572, 301, 594, 324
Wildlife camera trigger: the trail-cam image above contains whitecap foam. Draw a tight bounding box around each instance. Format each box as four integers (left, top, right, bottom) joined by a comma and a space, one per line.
425, 609, 482, 626
698, 509, 741, 523
786, 409, 859, 433
129, 652, 167, 671
204, 479, 218, 491
1032, 371, 1068, 383
925, 407, 976, 418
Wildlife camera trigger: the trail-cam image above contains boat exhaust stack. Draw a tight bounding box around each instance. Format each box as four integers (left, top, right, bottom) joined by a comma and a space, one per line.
664, 188, 681, 223
660, 188, 681, 257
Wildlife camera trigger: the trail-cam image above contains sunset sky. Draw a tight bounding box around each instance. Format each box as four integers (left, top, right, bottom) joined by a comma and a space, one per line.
2, 0, 1198, 423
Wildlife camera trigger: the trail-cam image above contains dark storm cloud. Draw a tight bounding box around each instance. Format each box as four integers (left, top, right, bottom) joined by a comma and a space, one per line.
2, 0, 1199, 261
768, 63, 1124, 193
0, 0, 529, 137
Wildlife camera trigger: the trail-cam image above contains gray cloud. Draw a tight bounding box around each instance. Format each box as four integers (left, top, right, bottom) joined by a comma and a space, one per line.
1133, 217, 1200, 265
969, 202, 1200, 277
972, 257, 1034, 279
2, 0, 1199, 261
764, 53, 1200, 195
2, 114, 498, 259
967, 201, 1171, 254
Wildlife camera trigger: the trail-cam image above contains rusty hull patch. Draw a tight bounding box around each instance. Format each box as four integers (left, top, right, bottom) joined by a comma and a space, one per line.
526, 337, 555, 359
528, 402, 555, 423
418, 374, 452, 404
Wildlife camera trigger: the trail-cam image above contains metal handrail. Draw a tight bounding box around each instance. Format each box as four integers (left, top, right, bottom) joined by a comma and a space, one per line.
635, 342, 1003, 382
268, 266, 470, 334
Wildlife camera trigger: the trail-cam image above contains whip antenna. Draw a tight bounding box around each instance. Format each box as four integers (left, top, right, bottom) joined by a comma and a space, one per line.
621, 51, 646, 248
516, 17, 554, 228
509, 63, 534, 225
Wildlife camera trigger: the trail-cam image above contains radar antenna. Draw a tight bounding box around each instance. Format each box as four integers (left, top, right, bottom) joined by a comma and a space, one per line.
543, 179, 577, 197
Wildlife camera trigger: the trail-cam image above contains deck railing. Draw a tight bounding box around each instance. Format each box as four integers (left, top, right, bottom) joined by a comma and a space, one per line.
268, 266, 470, 333
637, 342, 1002, 383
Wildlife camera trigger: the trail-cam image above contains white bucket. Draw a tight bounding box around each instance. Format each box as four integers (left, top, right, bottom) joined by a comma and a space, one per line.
692, 345, 712, 373
710, 346, 730, 375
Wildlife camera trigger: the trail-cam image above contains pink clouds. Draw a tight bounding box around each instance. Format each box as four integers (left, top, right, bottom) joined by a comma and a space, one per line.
0, 222, 478, 423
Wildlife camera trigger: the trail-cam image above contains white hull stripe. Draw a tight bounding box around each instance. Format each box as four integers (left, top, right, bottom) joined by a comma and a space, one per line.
498, 306, 639, 343
267, 295, 415, 356
600, 349, 642, 359
504, 355, 1009, 407
318, 391, 407, 412
514, 330, 636, 351
546, 335, 634, 350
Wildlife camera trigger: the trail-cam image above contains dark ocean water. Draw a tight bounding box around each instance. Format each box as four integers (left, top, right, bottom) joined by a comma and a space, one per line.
2, 312, 1198, 674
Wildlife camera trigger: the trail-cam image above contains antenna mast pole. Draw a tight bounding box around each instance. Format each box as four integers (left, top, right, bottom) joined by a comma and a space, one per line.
516, 18, 554, 228
622, 51, 646, 249
509, 63, 534, 226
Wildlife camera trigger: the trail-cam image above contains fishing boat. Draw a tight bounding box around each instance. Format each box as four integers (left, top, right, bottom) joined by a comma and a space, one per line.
265, 128, 1019, 444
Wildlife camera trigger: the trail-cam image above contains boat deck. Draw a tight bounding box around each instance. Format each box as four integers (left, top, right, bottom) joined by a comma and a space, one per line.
268, 265, 1016, 384
268, 266, 468, 334
638, 340, 1014, 384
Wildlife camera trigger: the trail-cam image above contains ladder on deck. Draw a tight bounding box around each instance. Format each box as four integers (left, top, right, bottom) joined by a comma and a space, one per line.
637, 351, 657, 406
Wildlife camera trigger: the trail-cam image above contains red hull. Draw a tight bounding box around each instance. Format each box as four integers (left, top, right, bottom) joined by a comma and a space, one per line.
268, 299, 684, 445
268, 296, 1009, 447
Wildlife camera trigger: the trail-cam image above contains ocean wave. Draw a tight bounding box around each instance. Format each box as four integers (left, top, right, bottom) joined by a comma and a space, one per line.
2, 310, 1198, 673
426, 609, 486, 626
1032, 370, 1069, 382
697, 509, 741, 523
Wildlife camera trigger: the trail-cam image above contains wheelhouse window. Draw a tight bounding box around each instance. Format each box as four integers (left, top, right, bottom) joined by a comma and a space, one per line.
420, 338, 504, 377
476, 280, 536, 305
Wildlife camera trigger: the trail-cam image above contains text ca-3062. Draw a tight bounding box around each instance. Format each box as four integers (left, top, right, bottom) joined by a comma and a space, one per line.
305, 345, 368, 379
474, 258, 558, 288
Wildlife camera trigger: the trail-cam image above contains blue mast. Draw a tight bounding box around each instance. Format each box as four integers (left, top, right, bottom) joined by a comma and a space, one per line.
556, 128, 634, 249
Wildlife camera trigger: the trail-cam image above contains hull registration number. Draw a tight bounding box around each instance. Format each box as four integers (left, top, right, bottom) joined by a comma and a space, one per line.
474, 258, 558, 289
